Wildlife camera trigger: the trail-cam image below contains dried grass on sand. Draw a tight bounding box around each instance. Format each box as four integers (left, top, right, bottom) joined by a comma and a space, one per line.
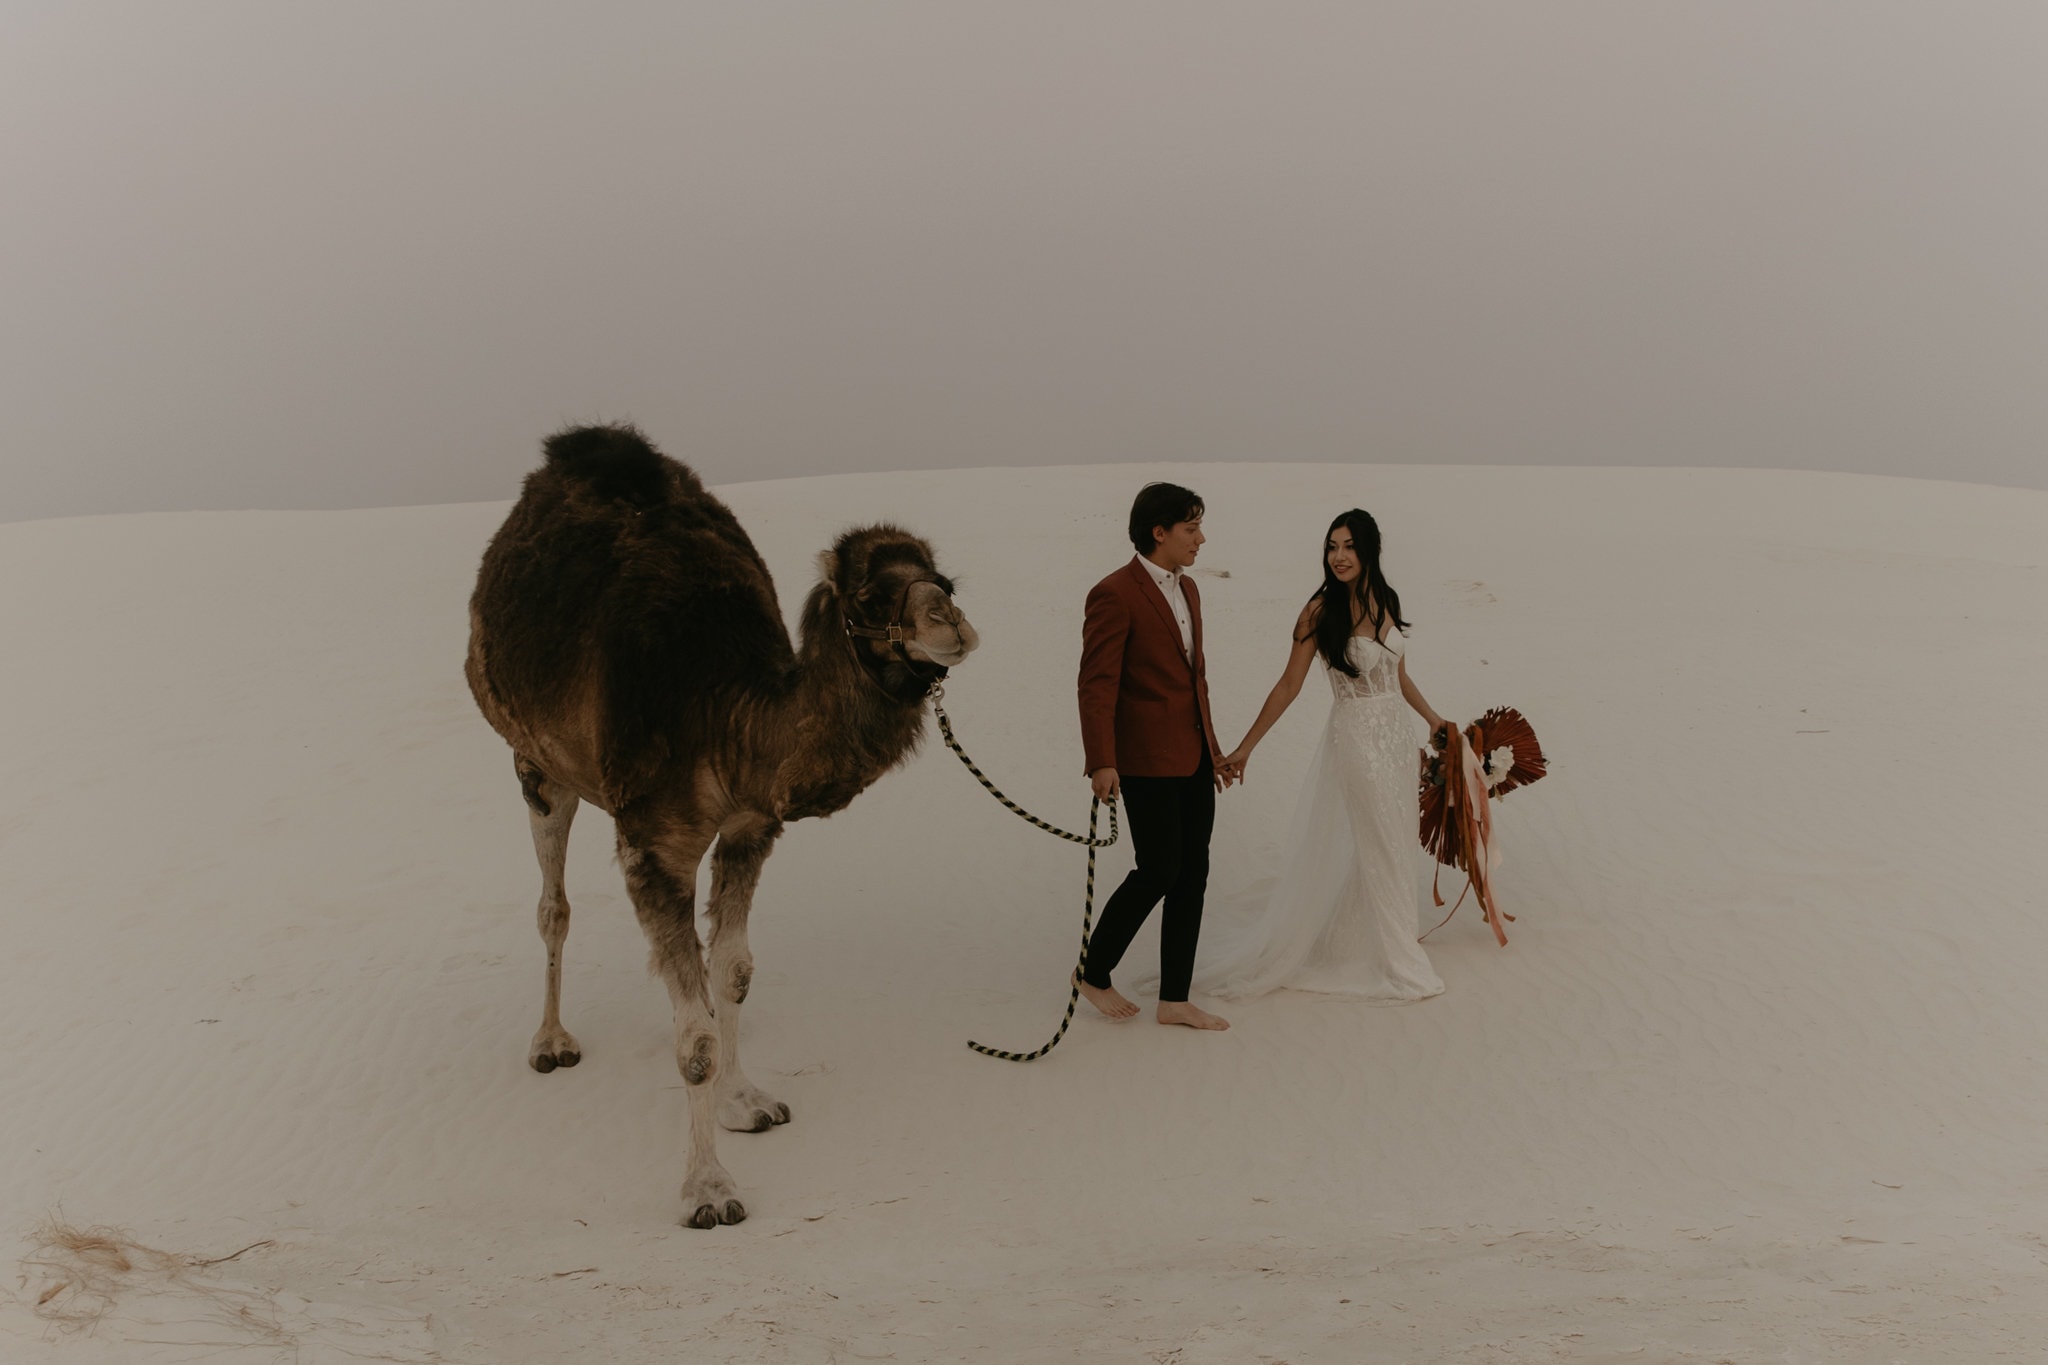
20, 1216, 279, 1342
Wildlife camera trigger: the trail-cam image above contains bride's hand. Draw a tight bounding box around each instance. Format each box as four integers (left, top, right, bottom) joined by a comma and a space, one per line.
1221, 746, 1252, 781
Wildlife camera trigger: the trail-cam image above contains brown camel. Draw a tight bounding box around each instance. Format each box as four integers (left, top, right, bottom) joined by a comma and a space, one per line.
464, 424, 978, 1229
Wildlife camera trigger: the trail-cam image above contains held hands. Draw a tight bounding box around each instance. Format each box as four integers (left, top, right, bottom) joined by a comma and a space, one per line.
1092, 762, 1241, 796
1217, 746, 1252, 785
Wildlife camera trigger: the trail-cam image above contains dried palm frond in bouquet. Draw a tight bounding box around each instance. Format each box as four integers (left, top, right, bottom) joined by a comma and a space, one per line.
1418, 706, 1547, 945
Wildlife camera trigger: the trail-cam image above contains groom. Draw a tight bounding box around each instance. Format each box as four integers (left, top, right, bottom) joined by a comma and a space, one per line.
1075, 482, 1232, 1031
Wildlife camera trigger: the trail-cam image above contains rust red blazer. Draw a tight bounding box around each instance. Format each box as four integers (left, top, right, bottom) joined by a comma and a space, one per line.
1078, 558, 1222, 778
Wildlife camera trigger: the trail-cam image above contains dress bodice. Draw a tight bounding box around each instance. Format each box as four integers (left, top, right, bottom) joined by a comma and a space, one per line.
1326, 633, 1404, 702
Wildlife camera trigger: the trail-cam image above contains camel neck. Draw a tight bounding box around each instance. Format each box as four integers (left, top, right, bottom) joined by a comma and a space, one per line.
771, 628, 927, 822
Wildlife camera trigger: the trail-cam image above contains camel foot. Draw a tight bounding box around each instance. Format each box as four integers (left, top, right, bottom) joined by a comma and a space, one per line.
681, 1169, 746, 1229
529, 1024, 583, 1073
719, 1084, 792, 1133
1156, 1001, 1230, 1031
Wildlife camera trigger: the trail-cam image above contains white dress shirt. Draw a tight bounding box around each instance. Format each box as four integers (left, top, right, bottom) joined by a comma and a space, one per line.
1134, 554, 1193, 659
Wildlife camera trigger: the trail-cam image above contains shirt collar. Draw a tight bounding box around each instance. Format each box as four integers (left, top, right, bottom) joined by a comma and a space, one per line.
1134, 553, 1182, 588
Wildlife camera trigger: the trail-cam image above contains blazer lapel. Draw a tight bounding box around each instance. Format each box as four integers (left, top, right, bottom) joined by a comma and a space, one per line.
1127, 559, 1195, 669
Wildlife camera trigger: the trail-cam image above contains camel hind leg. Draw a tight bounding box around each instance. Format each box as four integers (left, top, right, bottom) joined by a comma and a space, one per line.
617, 813, 741, 1229
706, 819, 791, 1133
517, 755, 583, 1073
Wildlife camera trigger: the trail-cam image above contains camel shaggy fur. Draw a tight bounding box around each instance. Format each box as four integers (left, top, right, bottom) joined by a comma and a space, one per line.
464, 425, 977, 1228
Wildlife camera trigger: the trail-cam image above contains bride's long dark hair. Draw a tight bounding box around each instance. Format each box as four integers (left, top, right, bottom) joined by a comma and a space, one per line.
1306, 508, 1409, 677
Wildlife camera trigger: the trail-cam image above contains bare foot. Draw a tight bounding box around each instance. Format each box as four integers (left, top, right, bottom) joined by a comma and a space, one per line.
1074, 970, 1140, 1020
1156, 1001, 1230, 1031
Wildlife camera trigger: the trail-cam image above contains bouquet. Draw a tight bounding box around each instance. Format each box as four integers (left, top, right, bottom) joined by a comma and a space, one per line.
1418, 707, 1546, 945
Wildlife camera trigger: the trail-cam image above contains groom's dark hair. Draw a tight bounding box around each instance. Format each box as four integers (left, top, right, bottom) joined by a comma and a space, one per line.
1128, 482, 1205, 555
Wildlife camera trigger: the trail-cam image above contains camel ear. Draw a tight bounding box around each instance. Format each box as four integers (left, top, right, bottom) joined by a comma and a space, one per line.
816, 549, 839, 584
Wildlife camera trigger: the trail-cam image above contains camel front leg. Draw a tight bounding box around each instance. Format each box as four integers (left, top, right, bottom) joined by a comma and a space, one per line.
707, 820, 790, 1133
618, 819, 741, 1229
517, 756, 582, 1072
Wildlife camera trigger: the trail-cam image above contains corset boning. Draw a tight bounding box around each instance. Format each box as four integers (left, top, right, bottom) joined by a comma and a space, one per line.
1326, 637, 1402, 703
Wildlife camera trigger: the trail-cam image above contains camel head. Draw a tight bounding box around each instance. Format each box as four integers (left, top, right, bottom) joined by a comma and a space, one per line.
812, 525, 979, 687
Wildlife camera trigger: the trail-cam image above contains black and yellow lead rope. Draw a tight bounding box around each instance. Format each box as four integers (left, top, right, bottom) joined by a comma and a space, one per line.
926, 683, 1118, 1062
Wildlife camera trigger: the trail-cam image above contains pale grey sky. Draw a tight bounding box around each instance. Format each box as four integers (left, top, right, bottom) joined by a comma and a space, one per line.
5, 2, 2046, 523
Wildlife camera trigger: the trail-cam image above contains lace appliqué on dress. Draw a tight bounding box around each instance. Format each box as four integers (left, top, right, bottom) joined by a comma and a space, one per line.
1184, 634, 1445, 1002
1327, 636, 1403, 701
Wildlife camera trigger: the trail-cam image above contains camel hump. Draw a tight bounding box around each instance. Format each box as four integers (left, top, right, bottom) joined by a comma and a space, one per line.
542, 424, 699, 507
473, 423, 792, 808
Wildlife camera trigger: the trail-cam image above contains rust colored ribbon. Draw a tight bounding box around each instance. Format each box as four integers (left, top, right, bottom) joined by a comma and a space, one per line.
1422, 724, 1515, 946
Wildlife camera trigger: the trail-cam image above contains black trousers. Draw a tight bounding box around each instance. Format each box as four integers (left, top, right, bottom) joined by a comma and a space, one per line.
1082, 752, 1215, 1003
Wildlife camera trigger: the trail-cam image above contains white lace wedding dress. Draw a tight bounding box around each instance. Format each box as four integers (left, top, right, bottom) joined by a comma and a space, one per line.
1192, 632, 1445, 1002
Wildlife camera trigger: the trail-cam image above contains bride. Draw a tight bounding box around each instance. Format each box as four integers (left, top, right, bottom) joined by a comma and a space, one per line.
1201, 509, 1451, 1002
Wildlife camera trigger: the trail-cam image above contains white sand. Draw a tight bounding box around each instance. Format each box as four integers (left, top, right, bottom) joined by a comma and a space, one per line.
2, 463, 2044, 1362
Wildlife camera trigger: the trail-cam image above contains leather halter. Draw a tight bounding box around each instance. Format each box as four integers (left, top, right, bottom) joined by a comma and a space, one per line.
843, 575, 952, 701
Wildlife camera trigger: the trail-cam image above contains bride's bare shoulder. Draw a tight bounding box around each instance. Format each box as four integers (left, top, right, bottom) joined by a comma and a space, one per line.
1294, 597, 1322, 641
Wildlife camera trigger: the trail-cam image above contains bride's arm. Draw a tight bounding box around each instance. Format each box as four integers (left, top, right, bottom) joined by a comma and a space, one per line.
1397, 654, 1448, 735
1221, 603, 1321, 780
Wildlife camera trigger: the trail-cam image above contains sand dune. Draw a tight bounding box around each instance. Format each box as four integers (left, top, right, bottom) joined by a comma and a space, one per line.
2, 463, 2044, 1362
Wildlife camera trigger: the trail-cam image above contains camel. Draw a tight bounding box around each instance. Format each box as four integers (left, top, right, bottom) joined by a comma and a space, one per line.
464, 424, 977, 1229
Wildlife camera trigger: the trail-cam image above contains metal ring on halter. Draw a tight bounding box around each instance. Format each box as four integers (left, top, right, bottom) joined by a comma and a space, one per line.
844, 576, 954, 702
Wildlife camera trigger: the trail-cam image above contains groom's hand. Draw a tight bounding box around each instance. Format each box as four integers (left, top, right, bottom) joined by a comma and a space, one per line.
1090, 767, 1120, 802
